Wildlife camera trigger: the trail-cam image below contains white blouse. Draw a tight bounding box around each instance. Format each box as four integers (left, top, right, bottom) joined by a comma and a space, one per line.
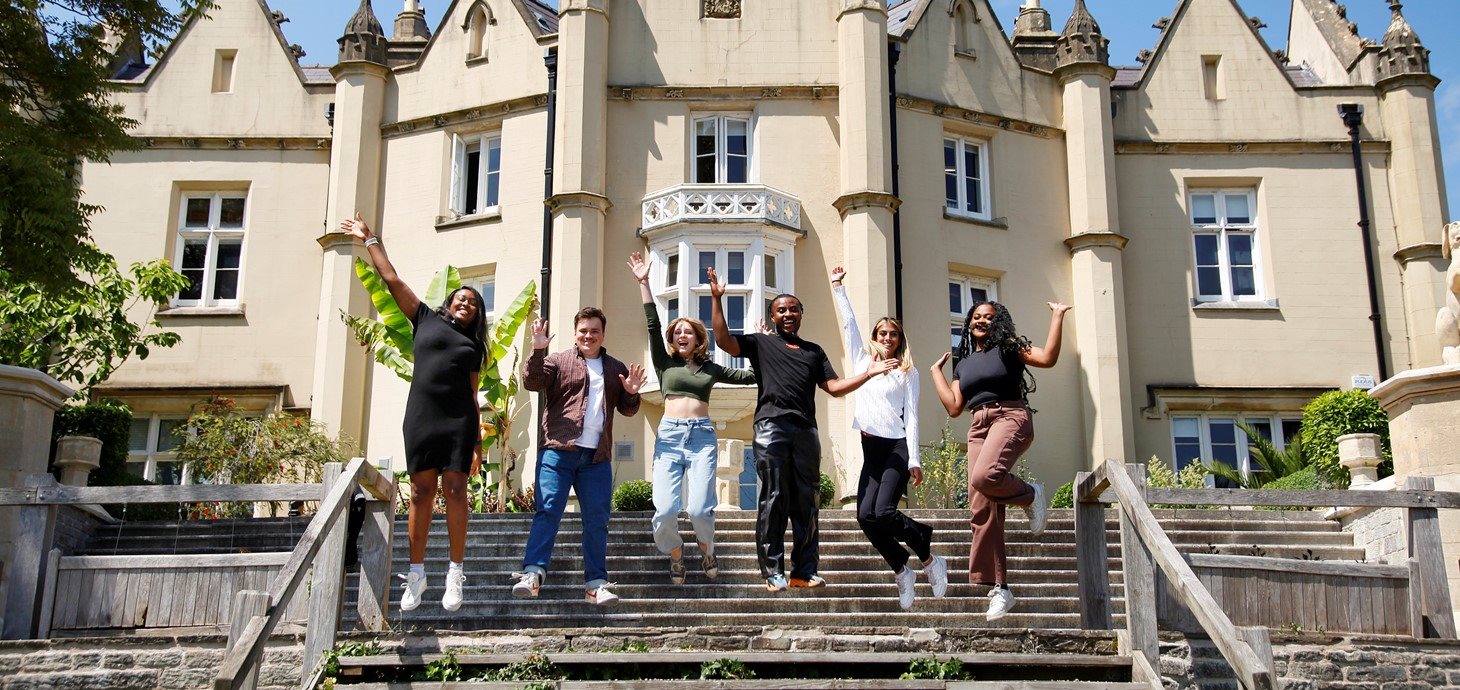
832, 285, 921, 468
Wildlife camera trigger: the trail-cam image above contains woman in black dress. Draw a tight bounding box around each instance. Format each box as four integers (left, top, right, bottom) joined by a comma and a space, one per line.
340, 214, 486, 614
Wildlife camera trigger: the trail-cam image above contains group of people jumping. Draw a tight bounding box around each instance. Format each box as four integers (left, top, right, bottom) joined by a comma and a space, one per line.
339, 214, 1070, 622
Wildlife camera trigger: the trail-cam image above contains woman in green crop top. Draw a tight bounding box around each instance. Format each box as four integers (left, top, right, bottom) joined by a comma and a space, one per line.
627, 252, 756, 585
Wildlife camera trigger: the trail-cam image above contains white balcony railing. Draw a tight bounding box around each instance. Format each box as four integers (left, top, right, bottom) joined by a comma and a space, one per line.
641, 184, 802, 232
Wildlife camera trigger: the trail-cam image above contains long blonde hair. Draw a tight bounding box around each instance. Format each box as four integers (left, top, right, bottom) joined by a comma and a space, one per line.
867, 316, 914, 373
664, 317, 711, 364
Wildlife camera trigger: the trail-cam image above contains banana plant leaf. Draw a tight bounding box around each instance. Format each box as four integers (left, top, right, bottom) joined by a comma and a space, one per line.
424, 265, 463, 308
353, 258, 413, 355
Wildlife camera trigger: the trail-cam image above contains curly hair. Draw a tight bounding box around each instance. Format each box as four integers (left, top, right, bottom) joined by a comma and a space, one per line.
952, 301, 1036, 399
664, 317, 711, 364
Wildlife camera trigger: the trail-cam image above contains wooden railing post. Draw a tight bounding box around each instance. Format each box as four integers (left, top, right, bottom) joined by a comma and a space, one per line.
355, 460, 395, 631
1075, 469, 1112, 629
1403, 476, 1457, 638
302, 462, 348, 684
1119, 462, 1159, 670
224, 591, 269, 690
3, 474, 58, 640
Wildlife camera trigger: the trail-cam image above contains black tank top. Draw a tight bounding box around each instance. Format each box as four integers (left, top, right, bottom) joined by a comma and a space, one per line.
953, 346, 1025, 409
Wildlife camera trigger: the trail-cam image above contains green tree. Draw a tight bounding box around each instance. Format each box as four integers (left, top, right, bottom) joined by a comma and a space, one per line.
1203, 421, 1319, 489
1299, 390, 1391, 488
1, 1, 212, 292
0, 254, 189, 397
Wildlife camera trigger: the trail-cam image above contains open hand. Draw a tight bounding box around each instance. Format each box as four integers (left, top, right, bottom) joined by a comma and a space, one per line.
626, 252, 651, 284
829, 266, 846, 285
868, 358, 900, 376
530, 318, 553, 350
932, 352, 952, 370
705, 267, 726, 299
1048, 302, 1072, 316
339, 212, 372, 241
620, 363, 647, 395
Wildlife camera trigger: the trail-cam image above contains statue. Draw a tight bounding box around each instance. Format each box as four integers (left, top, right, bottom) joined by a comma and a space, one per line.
1439, 221, 1460, 364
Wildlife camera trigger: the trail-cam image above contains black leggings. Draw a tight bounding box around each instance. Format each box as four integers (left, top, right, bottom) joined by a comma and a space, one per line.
856, 434, 933, 573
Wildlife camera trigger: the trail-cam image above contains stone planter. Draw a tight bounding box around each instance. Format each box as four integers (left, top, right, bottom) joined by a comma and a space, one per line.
1337, 432, 1383, 488
54, 435, 103, 486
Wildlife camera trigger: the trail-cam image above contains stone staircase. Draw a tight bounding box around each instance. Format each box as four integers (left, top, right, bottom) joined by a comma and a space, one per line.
76, 507, 1364, 688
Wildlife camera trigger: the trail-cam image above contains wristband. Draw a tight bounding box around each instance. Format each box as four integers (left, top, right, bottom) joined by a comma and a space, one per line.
363, 236, 380, 248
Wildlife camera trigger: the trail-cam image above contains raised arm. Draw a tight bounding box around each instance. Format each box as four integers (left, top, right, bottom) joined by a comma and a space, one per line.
829, 267, 871, 372
1020, 302, 1072, 369
339, 213, 421, 318
628, 253, 672, 371
819, 356, 899, 398
929, 352, 963, 417
706, 267, 742, 357
523, 319, 556, 392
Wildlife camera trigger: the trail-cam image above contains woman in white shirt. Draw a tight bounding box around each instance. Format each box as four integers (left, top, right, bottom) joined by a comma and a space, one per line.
830, 267, 948, 610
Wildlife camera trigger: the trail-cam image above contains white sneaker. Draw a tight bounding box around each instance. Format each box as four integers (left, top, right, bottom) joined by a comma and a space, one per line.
923, 555, 949, 598
585, 583, 619, 606
986, 586, 1015, 621
442, 569, 466, 612
512, 571, 541, 599
399, 570, 427, 612
1023, 483, 1048, 535
894, 566, 917, 611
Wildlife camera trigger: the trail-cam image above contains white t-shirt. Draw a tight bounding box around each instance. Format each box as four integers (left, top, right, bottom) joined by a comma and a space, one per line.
574, 356, 607, 449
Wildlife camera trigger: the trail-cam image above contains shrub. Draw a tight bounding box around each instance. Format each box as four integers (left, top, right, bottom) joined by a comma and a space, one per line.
612, 479, 653, 511
1300, 390, 1391, 488
908, 425, 969, 509
1050, 481, 1074, 509
50, 400, 174, 521
1261, 464, 1328, 491
700, 658, 755, 680
1146, 455, 1211, 509
901, 657, 972, 681
819, 471, 835, 508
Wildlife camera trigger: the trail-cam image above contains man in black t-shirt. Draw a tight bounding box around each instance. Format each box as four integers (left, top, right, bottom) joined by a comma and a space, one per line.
708, 268, 890, 591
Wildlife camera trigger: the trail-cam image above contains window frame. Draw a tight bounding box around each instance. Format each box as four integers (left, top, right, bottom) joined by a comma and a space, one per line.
464, 3, 490, 61
450, 132, 503, 218
691, 114, 753, 185
650, 236, 793, 370
948, 273, 999, 350
127, 413, 193, 485
943, 135, 992, 221
1187, 188, 1263, 303
173, 191, 248, 308
1169, 412, 1301, 480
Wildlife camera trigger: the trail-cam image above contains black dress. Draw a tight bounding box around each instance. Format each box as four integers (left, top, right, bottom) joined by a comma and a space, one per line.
403, 303, 483, 474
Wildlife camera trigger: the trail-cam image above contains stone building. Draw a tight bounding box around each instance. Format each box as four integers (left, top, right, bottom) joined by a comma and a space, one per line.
83, 0, 1450, 502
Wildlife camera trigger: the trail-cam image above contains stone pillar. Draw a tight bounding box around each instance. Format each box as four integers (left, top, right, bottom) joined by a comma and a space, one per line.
0, 365, 73, 635
52, 436, 102, 486
1379, 75, 1448, 369
831, 0, 896, 501
1369, 363, 1460, 629
715, 438, 746, 511
1055, 61, 1135, 468
310, 59, 389, 451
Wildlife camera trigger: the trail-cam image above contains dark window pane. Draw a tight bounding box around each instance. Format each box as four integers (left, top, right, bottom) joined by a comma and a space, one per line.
486, 171, 499, 208
179, 270, 204, 300
699, 252, 715, 282
948, 283, 961, 315
1196, 267, 1221, 295
181, 240, 208, 269
696, 155, 716, 183
964, 147, 979, 181
465, 149, 481, 213
667, 298, 679, 321
1230, 267, 1256, 296
185, 198, 211, 227
215, 240, 242, 269
1193, 234, 1220, 266
154, 462, 183, 485
213, 270, 238, 300
1244, 420, 1272, 442
698, 296, 715, 351
1280, 419, 1301, 445
726, 128, 747, 156
487, 140, 501, 172
666, 254, 679, 287
157, 420, 186, 452
944, 141, 958, 208
219, 198, 245, 228
1173, 417, 1203, 472
728, 252, 745, 285
970, 287, 988, 303
727, 295, 745, 331
965, 176, 980, 214
726, 156, 747, 184
1228, 233, 1253, 266
129, 419, 151, 452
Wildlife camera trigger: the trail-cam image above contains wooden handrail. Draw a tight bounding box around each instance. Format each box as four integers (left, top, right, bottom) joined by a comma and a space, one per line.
1143, 488, 1460, 509
212, 457, 394, 690
0, 483, 324, 505
1101, 460, 1273, 690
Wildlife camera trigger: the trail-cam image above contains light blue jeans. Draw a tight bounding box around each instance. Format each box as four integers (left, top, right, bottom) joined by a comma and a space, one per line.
651, 417, 718, 555
522, 447, 612, 588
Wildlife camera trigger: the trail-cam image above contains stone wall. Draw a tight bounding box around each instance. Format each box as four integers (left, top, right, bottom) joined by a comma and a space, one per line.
1341, 505, 1408, 565
1160, 632, 1460, 690
0, 632, 304, 690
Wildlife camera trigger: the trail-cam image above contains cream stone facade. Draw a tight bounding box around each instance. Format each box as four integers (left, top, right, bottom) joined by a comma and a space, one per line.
82, 0, 1450, 502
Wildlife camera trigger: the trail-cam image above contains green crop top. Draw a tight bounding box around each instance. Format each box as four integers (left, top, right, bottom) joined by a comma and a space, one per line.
644, 303, 755, 401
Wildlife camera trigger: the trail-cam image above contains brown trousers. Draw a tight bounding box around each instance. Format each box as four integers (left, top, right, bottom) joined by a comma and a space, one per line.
965, 401, 1035, 585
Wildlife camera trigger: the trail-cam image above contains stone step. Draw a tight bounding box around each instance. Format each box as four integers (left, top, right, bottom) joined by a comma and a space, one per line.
348, 581, 1126, 600
369, 611, 1115, 630
330, 651, 1139, 688
367, 592, 1123, 615
359, 569, 1115, 588
336, 682, 1152, 689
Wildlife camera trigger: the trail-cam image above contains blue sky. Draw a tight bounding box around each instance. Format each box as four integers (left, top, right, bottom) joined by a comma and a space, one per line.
171, 0, 1457, 221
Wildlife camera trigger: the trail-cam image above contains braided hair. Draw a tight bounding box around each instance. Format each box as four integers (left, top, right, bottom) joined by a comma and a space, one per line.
952, 301, 1037, 400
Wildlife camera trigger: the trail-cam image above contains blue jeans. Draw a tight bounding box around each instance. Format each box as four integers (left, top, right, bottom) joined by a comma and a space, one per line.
522, 448, 612, 588
651, 417, 718, 555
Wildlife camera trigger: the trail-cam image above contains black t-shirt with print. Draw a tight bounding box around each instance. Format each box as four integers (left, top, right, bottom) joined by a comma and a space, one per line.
735, 332, 838, 426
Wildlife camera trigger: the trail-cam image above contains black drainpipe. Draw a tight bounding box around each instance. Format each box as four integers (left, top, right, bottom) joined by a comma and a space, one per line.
888, 41, 904, 322
1338, 103, 1389, 382
540, 47, 559, 320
